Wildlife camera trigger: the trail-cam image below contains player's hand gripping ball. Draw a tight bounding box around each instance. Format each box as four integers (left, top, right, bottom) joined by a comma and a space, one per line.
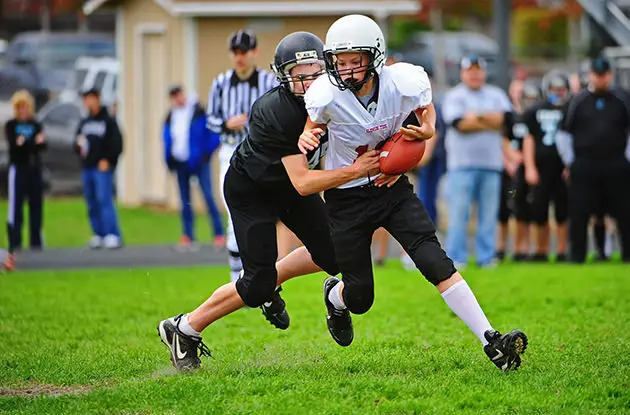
379, 131, 426, 175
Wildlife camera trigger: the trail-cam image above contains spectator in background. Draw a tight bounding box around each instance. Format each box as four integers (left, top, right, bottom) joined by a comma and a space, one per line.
398, 82, 448, 271
0, 248, 15, 271
442, 57, 511, 268
206, 30, 278, 282
522, 70, 571, 262
164, 85, 224, 251
560, 57, 630, 263
75, 88, 123, 249
499, 81, 540, 261
417, 87, 447, 227
497, 79, 524, 261
4, 90, 46, 252
571, 68, 613, 261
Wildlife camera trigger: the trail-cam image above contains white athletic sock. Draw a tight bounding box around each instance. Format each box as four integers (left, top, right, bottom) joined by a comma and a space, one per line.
328, 281, 347, 310
441, 280, 493, 345
230, 270, 241, 283
228, 251, 243, 283
178, 314, 201, 337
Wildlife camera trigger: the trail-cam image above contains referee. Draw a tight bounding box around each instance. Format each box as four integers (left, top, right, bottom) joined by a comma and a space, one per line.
561, 57, 630, 263
206, 30, 278, 282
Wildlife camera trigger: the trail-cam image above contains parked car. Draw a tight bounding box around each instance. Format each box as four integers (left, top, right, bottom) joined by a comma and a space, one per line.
0, 39, 8, 67
65, 56, 119, 110
0, 57, 119, 196
0, 32, 115, 109
393, 31, 501, 86
36, 98, 84, 195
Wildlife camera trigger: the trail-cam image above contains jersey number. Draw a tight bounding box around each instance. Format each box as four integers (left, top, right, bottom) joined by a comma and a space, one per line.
541, 121, 557, 146
354, 140, 386, 161
355, 145, 369, 159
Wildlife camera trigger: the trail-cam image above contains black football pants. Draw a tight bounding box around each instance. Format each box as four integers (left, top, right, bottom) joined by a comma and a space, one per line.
324, 175, 456, 315
224, 166, 339, 308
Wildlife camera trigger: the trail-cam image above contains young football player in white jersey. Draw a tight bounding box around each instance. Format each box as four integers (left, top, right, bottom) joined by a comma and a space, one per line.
299, 14, 528, 372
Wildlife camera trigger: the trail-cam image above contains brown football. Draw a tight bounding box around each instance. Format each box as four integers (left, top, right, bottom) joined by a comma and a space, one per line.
379, 131, 426, 175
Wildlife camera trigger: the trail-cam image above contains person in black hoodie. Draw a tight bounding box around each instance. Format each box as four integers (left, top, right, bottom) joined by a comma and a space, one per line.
75, 88, 123, 249
4, 90, 46, 252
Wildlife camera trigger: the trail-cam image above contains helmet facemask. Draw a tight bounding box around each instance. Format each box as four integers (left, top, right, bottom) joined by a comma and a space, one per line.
272, 52, 325, 98
542, 71, 571, 107
324, 48, 383, 92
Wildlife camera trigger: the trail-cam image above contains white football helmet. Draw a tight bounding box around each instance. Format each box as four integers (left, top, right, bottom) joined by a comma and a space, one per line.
323, 14, 386, 91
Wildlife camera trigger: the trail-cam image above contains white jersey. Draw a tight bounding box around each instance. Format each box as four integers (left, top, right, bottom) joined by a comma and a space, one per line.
304, 62, 432, 188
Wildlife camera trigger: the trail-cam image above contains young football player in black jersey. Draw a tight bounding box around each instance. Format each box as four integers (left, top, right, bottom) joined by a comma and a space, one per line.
157, 32, 380, 372
523, 70, 570, 262
499, 81, 540, 261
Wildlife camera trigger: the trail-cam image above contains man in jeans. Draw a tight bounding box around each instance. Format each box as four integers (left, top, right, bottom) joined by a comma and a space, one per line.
442, 57, 511, 267
75, 88, 123, 249
163, 85, 224, 250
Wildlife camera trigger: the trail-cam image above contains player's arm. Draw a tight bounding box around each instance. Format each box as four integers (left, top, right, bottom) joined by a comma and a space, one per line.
521, 107, 539, 185
206, 77, 225, 134
477, 112, 505, 131
282, 151, 379, 196
452, 113, 488, 133
522, 134, 539, 185
502, 137, 521, 165
298, 116, 327, 154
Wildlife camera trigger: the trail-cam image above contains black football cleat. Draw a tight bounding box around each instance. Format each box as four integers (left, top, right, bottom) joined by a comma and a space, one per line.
484, 329, 528, 372
323, 277, 354, 347
260, 285, 290, 330
158, 314, 211, 372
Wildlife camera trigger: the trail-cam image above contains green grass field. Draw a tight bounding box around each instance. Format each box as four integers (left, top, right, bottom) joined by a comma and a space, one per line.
0, 198, 220, 249
1, 262, 629, 414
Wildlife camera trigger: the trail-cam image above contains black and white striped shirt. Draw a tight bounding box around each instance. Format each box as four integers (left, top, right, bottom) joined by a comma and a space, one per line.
206, 68, 278, 146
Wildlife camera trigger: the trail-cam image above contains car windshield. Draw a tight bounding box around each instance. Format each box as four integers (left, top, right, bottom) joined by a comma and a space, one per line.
460, 33, 498, 55
42, 103, 82, 127
38, 40, 115, 69
75, 68, 88, 89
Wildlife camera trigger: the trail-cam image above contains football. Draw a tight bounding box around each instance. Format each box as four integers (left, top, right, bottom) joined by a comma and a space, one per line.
379, 131, 426, 175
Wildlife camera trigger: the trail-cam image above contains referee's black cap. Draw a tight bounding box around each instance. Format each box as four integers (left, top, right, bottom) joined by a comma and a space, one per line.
229, 30, 257, 52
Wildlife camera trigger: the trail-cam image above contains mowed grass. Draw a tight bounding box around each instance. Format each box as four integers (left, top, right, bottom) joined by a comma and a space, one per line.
0, 197, 221, 248
1, 263, 629, 414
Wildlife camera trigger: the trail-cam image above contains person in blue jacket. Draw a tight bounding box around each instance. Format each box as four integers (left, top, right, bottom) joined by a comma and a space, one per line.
417, 97, 447, 226
164, 85, 224, 249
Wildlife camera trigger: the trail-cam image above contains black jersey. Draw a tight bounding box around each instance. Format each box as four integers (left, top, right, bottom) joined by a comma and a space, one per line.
563, 88, 630, 160
504, 112, 528, 152
523, 100, 567, 161
4, 118, 45, 166
231, 86, 328, 184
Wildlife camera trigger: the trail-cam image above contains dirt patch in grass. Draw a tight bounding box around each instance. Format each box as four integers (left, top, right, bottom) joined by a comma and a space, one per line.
0, 383, 93, 397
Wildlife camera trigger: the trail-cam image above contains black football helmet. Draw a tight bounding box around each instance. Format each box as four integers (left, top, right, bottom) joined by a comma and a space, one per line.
271, 31, 325, 96
541, 70, 571, 106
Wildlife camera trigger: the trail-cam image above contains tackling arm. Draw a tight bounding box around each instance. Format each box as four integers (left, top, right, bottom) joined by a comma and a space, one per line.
282, 151, 379, 196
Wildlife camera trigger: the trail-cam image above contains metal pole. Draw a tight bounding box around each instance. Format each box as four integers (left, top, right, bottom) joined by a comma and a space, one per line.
41, 0, 51, 32
493, 0, 511, 90
430, 5, 448, 93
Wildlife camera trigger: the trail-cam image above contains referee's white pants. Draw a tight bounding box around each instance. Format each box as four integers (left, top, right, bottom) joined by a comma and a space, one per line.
218, 143, 239, 253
